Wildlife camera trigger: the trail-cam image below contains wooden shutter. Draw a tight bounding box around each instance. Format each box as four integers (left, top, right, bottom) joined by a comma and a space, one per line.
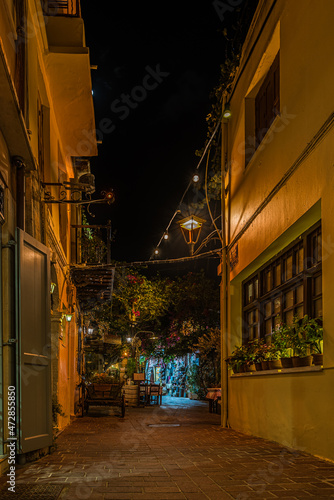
255, 52, 280, 148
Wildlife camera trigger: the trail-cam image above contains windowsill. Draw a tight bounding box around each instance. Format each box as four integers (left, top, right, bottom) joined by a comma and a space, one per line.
230, 365, 323, 377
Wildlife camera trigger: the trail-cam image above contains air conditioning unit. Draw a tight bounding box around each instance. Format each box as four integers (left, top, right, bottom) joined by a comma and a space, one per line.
73, 157, 91, 176
78, 173, 95, 194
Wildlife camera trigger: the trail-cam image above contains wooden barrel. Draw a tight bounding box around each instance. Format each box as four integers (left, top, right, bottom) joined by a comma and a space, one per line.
123, 385, 138, 407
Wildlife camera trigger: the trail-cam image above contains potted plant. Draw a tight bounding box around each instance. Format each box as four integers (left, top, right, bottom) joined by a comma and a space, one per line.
290, 316, 313, 367
250, 338, 272, 371
245, 339, 262, 371
296, 315, 323, 365
243, 342, 257, 372
266, 343, 283, 369
272, 321, 294, 368
225, 344, 248, 374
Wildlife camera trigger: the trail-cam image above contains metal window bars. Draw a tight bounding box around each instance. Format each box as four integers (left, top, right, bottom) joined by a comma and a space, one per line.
42, 0, 81, 17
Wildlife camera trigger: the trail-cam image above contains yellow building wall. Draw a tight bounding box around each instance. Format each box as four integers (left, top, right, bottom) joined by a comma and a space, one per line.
0, 0, 96, 466
226, 0, 334, 461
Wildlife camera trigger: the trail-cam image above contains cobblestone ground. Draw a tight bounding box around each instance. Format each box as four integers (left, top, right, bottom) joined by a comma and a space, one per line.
1, 396, 334, 499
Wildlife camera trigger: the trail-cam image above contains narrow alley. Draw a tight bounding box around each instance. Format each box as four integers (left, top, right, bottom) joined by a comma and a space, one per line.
1, 398, 334, 500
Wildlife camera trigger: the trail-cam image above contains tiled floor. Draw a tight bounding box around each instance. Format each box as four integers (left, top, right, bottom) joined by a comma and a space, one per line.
1, 396, 334, 499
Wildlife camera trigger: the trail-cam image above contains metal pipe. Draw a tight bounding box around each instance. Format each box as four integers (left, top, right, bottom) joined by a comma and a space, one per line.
220, 94, 229, 428
13, 157, 26, 231
0, 227, 4, 458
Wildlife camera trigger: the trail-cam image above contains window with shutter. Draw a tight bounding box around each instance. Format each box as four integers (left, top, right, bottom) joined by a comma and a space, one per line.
255, 52, 280, 150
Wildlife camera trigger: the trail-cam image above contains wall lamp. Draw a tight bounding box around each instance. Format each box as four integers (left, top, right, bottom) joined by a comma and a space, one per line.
223, 102, 232, 119
62, 303, 74, 322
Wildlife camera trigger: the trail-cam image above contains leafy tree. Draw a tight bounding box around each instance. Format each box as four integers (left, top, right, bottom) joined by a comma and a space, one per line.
142, 271, 220, 360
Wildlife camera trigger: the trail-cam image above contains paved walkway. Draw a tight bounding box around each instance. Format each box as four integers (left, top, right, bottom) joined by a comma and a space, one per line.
1, 396, 334, 499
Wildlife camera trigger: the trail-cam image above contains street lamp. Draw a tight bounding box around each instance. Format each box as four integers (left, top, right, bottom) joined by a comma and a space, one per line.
178, 215, 206, 255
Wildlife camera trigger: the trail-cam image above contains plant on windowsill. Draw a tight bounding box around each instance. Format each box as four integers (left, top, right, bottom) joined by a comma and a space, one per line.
290, 316, 313, 367
225, 344, 249, 374
293, 315, 323, 366
247, 338, 268, 371
265, 344, 283, 370
271, 321, 294, 368
243, 342, 257, 372
256, 341, 271, 370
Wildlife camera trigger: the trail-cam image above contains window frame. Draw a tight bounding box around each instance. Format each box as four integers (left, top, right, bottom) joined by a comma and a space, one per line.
254, 51, 280, 152
242, 222, 322, 344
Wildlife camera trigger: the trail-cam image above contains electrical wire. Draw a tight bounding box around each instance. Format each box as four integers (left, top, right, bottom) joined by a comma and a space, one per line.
228, 111, 334, 251
204, 143, 224, 245
150, 115, 223, 258
127, 249, 221, 267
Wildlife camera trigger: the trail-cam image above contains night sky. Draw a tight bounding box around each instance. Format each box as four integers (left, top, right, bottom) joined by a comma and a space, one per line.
80, 1, 242, 264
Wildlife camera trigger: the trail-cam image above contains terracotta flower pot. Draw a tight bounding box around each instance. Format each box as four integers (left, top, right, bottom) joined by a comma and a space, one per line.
312, 353, 323, 365
268, 359, 283, 370
261, 360, 269, 370
255, 362, 262, 371
245, 363, 256, 372
292, 355, 313, 367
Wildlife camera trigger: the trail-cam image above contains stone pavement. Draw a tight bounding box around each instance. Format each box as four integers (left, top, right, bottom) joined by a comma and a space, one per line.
1, 396, 334, 499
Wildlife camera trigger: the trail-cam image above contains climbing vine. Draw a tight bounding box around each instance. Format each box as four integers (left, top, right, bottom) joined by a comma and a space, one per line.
192, 0, 259, 209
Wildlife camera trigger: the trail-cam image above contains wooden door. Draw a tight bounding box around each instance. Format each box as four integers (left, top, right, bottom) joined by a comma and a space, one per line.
16, 228, 52, 454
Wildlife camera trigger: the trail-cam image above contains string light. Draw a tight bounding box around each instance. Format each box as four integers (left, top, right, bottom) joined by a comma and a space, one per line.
150, 113, 223, 259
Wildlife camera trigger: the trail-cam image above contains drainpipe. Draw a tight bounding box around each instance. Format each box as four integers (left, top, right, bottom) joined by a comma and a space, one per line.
13, 157, 26, 231
0, 226, 4, 459
220, 94, 229, 428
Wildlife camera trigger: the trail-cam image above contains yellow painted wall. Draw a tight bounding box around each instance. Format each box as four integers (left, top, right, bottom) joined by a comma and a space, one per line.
0, 0, 96, 460
226, 0, 334, 461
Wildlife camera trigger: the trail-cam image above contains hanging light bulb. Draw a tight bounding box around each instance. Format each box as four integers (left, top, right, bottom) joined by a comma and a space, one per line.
163, 232, 169, 240
192, 173, 200, 183
154, 248, 159, 255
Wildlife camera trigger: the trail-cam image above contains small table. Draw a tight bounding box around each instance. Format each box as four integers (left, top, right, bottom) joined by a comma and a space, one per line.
206, 388, 221, 413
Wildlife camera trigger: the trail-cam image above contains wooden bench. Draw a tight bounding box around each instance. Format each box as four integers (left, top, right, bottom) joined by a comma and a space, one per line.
84, 383, 125, 417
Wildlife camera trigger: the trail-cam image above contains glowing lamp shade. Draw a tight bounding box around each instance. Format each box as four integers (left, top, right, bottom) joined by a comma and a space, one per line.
223, 102, 232, 119
178, 215, 206, 255
65, 313, 72, 322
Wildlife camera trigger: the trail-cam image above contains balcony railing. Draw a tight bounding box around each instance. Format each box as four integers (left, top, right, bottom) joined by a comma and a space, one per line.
42, 0, 81, 17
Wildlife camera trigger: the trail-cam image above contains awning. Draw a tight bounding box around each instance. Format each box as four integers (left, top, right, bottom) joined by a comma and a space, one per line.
70, 265, 115, 307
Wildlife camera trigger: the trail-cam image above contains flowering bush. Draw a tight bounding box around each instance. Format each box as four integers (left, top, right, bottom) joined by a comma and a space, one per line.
90, 372, 118, 384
